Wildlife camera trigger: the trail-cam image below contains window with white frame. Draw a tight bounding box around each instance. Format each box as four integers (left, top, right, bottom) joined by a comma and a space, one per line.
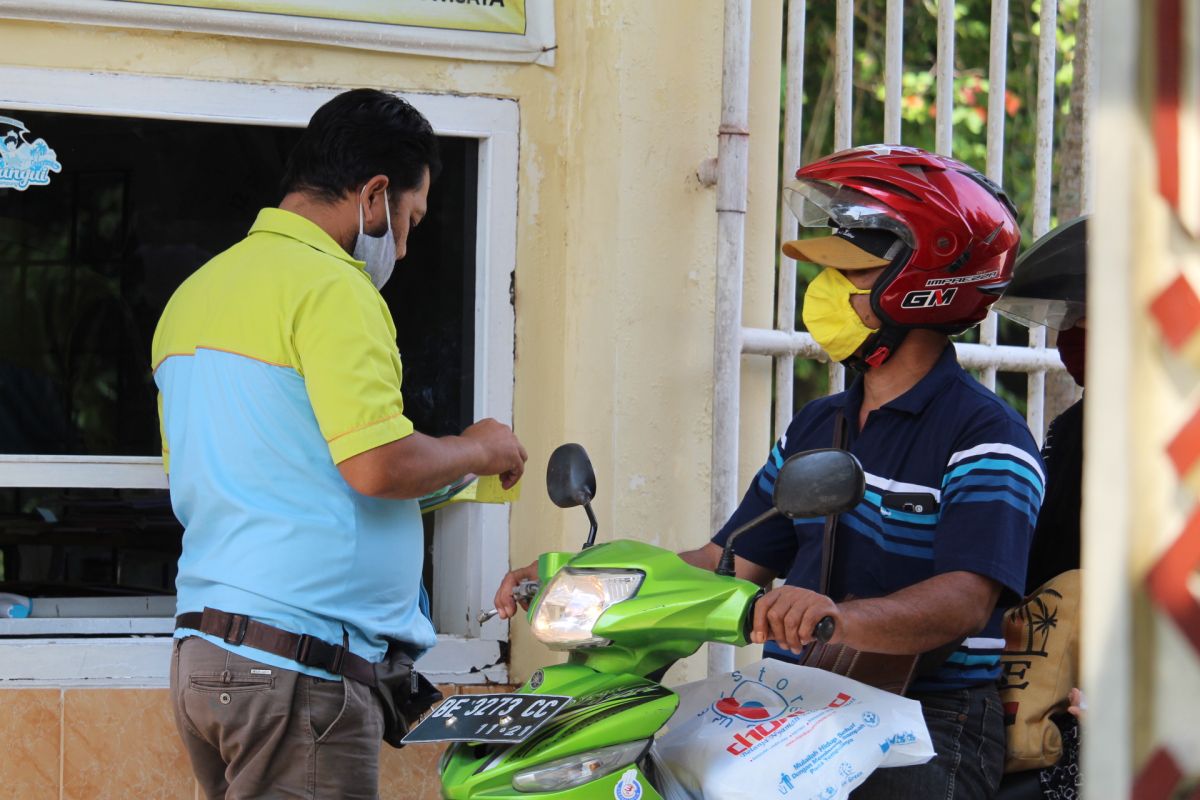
0, 70, 516, 685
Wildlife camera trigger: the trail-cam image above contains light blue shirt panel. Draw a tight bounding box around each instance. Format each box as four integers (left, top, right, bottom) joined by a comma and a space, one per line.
157, 349, 436, 679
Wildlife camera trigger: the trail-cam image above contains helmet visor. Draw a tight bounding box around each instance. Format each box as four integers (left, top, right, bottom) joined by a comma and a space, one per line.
784, 179, 915, 248
993, 297, 1086, 331
994, 216, 1087, 330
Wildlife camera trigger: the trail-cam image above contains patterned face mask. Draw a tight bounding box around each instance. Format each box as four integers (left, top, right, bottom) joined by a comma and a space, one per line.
802, 268, 879, 363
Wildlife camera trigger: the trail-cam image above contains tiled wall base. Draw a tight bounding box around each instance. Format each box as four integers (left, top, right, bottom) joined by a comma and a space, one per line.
0, 684, 509, 800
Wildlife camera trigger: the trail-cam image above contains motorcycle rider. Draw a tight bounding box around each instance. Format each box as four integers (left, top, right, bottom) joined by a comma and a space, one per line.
497, 145, 1042, 798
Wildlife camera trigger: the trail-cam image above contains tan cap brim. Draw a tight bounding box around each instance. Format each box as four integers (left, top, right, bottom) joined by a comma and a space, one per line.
781, 235, 890, 269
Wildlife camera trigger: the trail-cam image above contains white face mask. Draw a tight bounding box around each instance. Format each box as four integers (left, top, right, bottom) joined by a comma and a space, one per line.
352, 188, 396, 290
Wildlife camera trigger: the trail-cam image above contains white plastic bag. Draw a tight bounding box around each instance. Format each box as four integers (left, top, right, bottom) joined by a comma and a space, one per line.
650, 659, 934, 800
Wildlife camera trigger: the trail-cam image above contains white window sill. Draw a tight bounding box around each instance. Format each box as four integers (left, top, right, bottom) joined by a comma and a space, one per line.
0, 634, 507, 688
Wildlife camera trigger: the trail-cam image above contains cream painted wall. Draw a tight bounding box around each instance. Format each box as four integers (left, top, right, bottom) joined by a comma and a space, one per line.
0, 1, 784, 681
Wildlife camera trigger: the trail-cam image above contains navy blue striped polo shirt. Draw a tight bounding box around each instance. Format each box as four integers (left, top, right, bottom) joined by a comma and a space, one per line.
713, 345, 1043, 691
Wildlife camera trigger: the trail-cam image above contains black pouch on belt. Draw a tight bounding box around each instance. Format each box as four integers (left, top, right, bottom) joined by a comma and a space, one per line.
373, 639, 443, 748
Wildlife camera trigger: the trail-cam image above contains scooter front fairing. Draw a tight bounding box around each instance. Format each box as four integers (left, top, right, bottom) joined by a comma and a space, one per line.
439, 663, 675, 799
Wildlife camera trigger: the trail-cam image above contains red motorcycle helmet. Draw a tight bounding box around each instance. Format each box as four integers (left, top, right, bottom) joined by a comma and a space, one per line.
784, 145, 1021, 367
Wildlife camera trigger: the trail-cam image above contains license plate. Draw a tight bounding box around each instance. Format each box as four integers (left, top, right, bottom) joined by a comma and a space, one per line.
401, 692, 571, 744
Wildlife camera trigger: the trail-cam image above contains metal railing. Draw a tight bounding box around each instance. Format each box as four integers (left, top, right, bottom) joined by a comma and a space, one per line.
708, 0, 1091, 675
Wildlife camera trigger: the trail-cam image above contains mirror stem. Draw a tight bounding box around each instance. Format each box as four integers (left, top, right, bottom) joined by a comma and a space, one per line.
582, 502, 598, 549
715, 508, 779, 576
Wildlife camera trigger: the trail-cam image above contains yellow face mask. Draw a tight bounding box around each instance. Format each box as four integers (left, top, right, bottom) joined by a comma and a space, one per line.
802, 268, 880, 363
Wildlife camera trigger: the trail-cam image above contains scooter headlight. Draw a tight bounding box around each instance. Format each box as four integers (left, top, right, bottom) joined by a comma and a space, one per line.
511, 739, 650, 792
530, 568, 644, 649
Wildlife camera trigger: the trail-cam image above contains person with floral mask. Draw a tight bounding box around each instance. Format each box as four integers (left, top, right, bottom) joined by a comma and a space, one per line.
153, 89, 527, 799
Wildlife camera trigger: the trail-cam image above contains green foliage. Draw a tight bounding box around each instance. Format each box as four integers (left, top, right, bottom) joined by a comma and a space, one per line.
782, 0, 1083, 413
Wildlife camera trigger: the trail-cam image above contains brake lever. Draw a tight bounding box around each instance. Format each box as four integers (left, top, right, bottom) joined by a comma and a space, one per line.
478, 580, 540, 625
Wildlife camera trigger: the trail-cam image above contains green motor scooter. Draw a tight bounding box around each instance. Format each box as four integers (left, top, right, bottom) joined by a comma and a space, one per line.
405, 443, 865, 799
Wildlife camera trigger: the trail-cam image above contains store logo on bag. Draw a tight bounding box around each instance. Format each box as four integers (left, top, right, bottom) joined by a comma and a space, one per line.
0, 116, 61, 191
613, 768, 642, 800
715, 696, 773, 721
723, 691, 857, 756
711, 670, 805, 724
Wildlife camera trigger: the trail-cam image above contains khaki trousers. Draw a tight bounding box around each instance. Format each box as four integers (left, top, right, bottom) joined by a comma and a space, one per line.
170, 636, 383, 799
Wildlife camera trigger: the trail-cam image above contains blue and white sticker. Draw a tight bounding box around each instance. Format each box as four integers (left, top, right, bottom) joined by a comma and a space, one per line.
613, 768, 642, 800
0, 116, 61, 191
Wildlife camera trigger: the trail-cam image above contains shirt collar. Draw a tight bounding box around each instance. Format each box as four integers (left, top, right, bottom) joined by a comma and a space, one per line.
248, 207, 367, 272
884, 344, 961, 415
829, 374, 863, 411
830, 343, 961, 417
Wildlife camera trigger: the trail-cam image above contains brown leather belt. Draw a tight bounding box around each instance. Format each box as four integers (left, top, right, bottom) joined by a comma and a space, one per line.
176, 607, 377, 687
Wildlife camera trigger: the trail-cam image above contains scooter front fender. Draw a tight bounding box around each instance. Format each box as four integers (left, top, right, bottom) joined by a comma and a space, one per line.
439, 664, 676, 799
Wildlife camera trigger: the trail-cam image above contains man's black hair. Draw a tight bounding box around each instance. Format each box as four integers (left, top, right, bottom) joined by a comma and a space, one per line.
281, 88, 442, 202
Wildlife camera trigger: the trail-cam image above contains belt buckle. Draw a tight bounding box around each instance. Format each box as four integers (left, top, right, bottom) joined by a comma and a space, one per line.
329, 645, 345, 675
223, 613, 249, 646
295, 634, 314, 663
295, 634, 346, 675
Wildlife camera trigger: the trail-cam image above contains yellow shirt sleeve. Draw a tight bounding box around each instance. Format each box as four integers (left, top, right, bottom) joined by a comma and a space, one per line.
292, 271, 415, 464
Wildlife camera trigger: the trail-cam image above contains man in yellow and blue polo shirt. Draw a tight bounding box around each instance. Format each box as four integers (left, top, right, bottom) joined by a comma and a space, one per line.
154, 89, 527, 799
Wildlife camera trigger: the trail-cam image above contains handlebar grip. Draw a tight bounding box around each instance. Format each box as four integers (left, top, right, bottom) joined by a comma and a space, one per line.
814, 616, 835, 644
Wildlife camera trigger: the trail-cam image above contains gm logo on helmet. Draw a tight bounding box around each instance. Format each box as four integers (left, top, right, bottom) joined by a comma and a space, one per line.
901, 288, 957, 308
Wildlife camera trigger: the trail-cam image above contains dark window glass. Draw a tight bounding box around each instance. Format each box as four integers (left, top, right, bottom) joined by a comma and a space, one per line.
0, 110, 477, 605
0, 110, 475, 455
0, 487, 181, 598
389, 136, 478, 437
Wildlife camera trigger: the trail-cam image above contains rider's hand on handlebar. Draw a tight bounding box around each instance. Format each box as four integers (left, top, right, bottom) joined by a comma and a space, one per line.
495, 560, 538, 620
751, 585, 841, 654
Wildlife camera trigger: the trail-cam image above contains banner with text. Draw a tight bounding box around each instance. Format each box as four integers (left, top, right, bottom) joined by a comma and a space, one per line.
130, 0, 528, 34
0, 0, 556, 64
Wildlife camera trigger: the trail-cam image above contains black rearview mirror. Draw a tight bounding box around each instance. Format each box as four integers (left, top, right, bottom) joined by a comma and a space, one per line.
773, 449, 865, 519
715, 448, 865, 576
546, 443, 597, 509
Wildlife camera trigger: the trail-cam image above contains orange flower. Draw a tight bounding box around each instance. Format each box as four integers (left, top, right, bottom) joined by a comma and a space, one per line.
1005, 90, 1022, 116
